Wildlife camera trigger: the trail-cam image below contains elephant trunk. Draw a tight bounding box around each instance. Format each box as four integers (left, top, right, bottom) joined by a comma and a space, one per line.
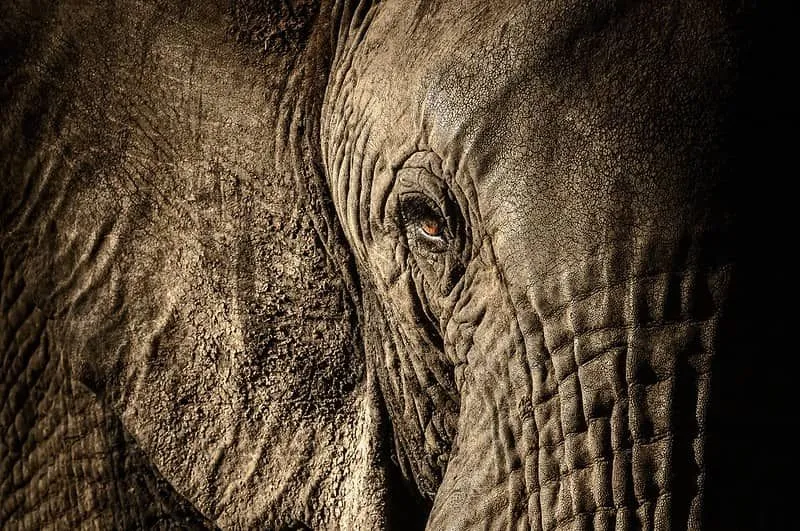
429, 232, 738, 530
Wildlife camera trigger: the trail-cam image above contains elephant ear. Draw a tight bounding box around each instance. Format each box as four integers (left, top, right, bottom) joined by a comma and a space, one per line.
1, 1, 400, 529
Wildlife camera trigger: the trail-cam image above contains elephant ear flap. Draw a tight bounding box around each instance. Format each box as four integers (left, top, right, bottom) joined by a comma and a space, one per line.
0, 1, 379, 526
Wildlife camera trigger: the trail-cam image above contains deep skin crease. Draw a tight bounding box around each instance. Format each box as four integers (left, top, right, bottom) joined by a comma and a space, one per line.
0, 0, 790, 529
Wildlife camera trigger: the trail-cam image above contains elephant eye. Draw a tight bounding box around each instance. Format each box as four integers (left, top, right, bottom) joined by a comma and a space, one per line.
399, 194, 449, 252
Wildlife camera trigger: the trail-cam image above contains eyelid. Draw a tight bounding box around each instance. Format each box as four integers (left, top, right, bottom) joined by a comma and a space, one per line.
398, 193, 446, 224
396, 165, 449, 206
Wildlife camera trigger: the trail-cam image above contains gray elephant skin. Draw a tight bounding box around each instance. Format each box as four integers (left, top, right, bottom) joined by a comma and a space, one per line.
0, 0, 792, 529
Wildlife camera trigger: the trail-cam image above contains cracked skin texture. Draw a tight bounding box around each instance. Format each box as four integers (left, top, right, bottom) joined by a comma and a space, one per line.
0, 0, 791, 530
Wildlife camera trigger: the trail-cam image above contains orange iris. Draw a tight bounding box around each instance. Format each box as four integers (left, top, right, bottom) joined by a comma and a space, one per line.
421, 218, 443, 237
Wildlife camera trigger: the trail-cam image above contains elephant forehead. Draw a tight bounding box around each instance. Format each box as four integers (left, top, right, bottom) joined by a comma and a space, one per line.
329, 0, 652, 157
327, 0, 545, 159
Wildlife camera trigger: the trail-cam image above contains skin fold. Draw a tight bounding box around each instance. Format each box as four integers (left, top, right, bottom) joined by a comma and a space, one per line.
0, 0, 790, 529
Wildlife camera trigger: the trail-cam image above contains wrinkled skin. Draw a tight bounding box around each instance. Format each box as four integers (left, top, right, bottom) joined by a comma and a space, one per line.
324, 1, 790, 528
0, 0, 791, 529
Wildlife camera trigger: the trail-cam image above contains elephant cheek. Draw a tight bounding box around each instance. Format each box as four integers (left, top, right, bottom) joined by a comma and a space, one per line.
430, 256, 730, 530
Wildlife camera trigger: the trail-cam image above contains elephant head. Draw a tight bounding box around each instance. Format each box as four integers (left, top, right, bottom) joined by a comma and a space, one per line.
1, 0, 789, 529
318, 1, 791, 528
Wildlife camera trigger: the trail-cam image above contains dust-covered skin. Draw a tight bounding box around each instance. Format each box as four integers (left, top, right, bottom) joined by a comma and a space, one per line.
1, 2, 405, 529
0, 0, 790, 530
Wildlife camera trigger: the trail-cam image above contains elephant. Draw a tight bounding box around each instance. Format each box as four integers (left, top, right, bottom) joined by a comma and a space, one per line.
0, 0, 791, 529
